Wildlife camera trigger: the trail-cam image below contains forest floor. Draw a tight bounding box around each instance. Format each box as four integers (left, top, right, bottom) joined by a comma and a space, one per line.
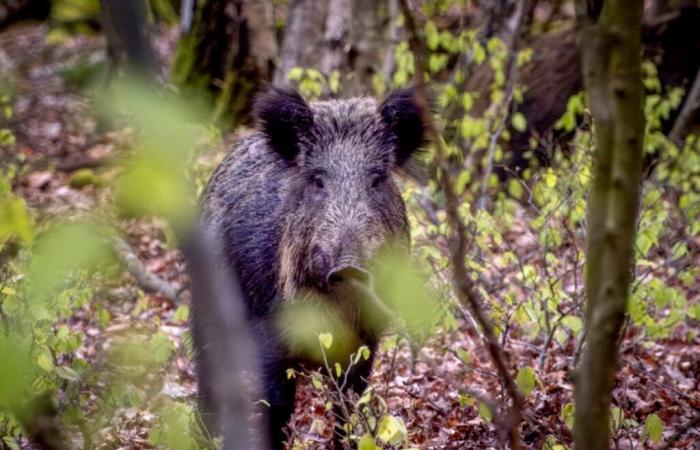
1, 24, 698, 450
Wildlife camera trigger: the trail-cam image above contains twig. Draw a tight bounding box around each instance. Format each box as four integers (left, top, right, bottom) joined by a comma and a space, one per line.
398, 2, 525, 448
669, 66, 700, 145
111, 236, 182, 303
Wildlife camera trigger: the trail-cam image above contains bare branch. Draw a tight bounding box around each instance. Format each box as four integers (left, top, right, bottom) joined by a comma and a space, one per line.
397, 2, 525, 448
669, 66, 700, 145
112, 237, 182, 303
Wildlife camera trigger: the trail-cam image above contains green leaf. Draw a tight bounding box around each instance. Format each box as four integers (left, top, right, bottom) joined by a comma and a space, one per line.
560, 403, 575, 430
55, 365, 81, 381
473, 43, 486, 64
610, 406, 624, 432
358, 434, 380, 450
318, 332, 333, 350
287, 67, 303, 81
456, 347, 469, 363
425, 21, 439, 50
377, 415, 408, 445
478, 401, 492, 422
0, 195, 33, 245
328, 70, 341, 94
311, 374, 323, 390
545, 168, 557, 188
361, 345, 371, 360
173, 305, 189, 322
511, 112, 527, 132
508, 179, 523, 199
643, 413, 663, 443
561, 315, 583, 335
37, 353, 54, 373
334, 362, 342, 377
515, 367, 537, 396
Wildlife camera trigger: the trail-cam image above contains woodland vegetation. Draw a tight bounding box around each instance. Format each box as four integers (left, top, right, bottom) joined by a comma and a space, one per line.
0, 0, 698, 449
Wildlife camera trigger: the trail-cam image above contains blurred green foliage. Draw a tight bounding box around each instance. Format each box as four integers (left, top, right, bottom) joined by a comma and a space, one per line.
0, 77, 209, 448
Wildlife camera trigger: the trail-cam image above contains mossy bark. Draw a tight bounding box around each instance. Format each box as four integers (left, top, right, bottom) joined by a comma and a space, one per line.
573, 1, 646, 449
172, 0, 276, 127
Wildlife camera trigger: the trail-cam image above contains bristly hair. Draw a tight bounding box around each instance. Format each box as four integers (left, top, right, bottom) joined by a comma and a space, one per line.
379, 87, 429, 168
254, 86, 314, 161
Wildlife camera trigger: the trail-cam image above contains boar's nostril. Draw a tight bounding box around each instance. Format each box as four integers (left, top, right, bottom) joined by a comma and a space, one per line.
327, 266, 371, 285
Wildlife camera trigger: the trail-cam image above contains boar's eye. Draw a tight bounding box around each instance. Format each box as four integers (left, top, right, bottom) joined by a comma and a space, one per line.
309, 171, 325, 189
370, 171, 388, 188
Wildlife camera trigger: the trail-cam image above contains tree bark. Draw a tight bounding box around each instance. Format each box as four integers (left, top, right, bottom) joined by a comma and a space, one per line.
275, 0, 390, 97
344, 0, 389, 96
320, 0, 353, 77
183, 229, 265, 450
173, 0, 277, 126
573, 1, 646, 449
100, 0, 157, 77
274, 0, 328, 86
669, 66, 700, 144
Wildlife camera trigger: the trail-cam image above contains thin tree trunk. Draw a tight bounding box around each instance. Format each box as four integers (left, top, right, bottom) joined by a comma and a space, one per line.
275, 0, 389, 96
573, 1, 646, 449
382, 0, 402, 88
274, 0, 328, 85
100, 0, 157, 77
344, 0, 390, 96
183, 229, 265, 450
173, 0, 277, 125
320, 0, 353, 78
669, 66, 700, 144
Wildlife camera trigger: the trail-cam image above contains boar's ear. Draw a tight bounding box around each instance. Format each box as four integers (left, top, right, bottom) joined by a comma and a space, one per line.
254, 87, 314, 161
380, 88, 428, 167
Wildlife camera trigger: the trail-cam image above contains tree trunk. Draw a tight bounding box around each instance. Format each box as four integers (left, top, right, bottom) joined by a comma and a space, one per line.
173, 0, 277, 126
100, 0, 157, 77
344, 0, 389, 96
183, 229, 264, 450
275, 0, 390, 97
274, 0, 328, 86
573, 1, 646, 449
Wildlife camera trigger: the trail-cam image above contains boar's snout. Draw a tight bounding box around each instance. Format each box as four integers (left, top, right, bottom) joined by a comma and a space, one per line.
327, 264, 371, 285
323, 234, 372, 286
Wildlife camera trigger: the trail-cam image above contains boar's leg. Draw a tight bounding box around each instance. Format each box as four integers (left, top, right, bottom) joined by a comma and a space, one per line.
262, 358, 297, 450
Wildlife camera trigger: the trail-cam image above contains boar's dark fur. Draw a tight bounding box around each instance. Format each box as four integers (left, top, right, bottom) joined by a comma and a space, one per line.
195, 87, 427, 449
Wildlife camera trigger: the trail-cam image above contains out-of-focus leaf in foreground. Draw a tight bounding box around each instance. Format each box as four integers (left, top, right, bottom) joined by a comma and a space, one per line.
0, 338, 32, 411
27, 221, 114, 318
368, 249, 439, 337
97, 78, 205, 235
275, 296, 359, 364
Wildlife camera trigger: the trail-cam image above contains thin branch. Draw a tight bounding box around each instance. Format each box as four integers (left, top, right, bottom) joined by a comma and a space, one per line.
398, 2, 525, 448
112, 237, 182, 303
669, 66, 700, 145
